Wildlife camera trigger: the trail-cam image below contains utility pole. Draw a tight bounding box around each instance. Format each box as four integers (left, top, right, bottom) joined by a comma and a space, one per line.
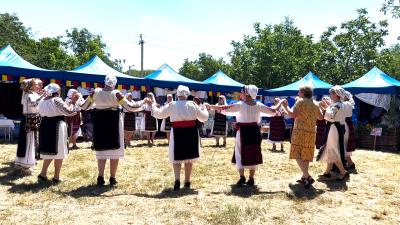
139, 34, 144, 77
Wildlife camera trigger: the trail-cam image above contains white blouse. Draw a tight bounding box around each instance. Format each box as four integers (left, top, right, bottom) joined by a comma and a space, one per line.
343, 101, 353, 118
22, 92, 43, 114
82, 88, 143, 112
225, 101, 275, 123
38, 97, 76, 117
324, 101, 345, 124
151, 100, 209, 122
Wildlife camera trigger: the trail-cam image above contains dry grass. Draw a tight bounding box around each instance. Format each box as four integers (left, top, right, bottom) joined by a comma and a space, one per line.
0, 138, 399, 225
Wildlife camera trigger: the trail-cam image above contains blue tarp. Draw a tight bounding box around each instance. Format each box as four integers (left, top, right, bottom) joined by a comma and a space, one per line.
203, 70, 243, 92
342, 67, 400, 94
145, 64, 210, 90
263, 71, 332, 96
64, 56, 146, 86
0, 45, 63, 80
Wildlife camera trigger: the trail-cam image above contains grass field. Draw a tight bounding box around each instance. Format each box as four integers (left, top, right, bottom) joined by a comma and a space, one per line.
0, 138, 399, 225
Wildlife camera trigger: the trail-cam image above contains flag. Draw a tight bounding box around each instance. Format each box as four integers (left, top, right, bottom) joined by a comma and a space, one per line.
66, 80, 72, 87
19, 76, 26, 83
2, 75, 12, 81
73, 81, 79, 88
217, 92, 220, 96
81, 82, 87, 88
141, 86, 146, 92
208, 91, 213, 97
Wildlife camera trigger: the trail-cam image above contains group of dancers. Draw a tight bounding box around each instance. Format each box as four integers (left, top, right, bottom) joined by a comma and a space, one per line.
15, 74, 355, 190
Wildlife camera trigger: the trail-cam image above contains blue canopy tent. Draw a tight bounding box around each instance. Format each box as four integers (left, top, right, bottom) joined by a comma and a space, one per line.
263, 71, 332, 96
203, 70, 243, 92
145, 64, 210, 90
0, 45, 63, 80
342, 67, 400, 94
64, 56, 146, 86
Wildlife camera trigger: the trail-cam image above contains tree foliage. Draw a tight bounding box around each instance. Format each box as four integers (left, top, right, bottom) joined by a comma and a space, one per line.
179, 53, 231, 81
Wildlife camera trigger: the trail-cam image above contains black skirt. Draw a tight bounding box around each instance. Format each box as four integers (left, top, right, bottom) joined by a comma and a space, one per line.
268, 116, 285, 142
173, 126, 199, 161
92, 109, 121, 151
144, 112, 157, 131
39, 116, 65, 155
124, 112, 136, 131
212, 113, 227, 136
232, 123, 262, 166
164, 117, 172, 131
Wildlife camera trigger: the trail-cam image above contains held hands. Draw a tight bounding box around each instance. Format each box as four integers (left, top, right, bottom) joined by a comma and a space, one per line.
115, 92, 124, 101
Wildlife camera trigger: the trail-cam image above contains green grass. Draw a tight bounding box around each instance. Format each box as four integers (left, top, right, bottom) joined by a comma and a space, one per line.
0, 138, 399, 224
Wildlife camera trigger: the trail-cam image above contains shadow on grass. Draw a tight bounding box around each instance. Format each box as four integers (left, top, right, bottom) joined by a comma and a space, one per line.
211, 184, 286, 198
266, 149, 286, 154
7, 181, 53, 193
317, 177, 349, 192
61, 184, 115, 198
0, 162, 30, 186
133, 188, 198, 199
287, 183, 325, 200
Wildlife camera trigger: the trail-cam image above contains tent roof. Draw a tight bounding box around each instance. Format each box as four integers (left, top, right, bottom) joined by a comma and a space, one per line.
342, 67, 400, 94
145, 64, 210, 90
263, 71, 332, 96
65, 56, 146, 85
203, 70, 243, 91
0, 45, 63, 79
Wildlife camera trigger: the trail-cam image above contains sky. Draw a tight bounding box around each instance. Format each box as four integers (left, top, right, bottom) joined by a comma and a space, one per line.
1, 0, 399, 72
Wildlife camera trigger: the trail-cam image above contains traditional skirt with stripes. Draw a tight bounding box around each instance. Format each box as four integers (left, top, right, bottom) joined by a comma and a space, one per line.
232, 122, 262, 168
66, 113, 81, 136
268, 116, 285, 142
39, 116, 68, 159
212, 112, 227, 136
345, 117, 356, 152
92, 109, 121, 151
141, 111, 158, 132
169, 120, 200, 163
315, 119, 326, 149
124, 112, 136, 131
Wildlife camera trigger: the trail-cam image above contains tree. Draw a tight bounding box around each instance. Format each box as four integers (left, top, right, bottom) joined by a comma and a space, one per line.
229, 18, 317, 88
64, 28, 124, 71
179, 53, 231, 81
377, 44, 400, 79
381, 0, 400, 18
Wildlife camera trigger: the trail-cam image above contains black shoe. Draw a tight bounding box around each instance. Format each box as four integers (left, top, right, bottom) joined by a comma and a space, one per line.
174, 180, 180, 191
184, 181, 191, 189
336, 172, 350, 181
38, 174, 48, 182
109, 177, 118, 186
331, 164, 340, 173
246, 177, 255, 186
52, 177, 61, 184
319, 173, 332, 178
304, 176, 315, 188
296, 177, 307, 183
97, 176, 105, 186
347, 164, 356, 173
236, 176, 246, 186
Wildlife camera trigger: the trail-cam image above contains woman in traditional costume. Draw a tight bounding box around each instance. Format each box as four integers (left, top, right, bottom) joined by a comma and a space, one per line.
150, 85, 209, 190
16, 78, 45, 174
65, 89, 84, 150
211, 95, 228, 147
343, 91, 356, 172
141, 92, 158, 146
207, 85, 278, 186
123, 92, 136, 147
37, 84, 78, 183
317, 85, 349, 181
80, 75, 146, 186
160, 94, 174, 144
268, 98, 286, 151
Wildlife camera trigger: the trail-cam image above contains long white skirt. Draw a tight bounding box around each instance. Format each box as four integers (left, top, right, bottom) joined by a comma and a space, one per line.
96, 113, 124, 160
234, 130, 257, 170
41, 121, 69, 160
320, 125, 341, 164
15, 131, 36, 168
168, 128, 200, 164
344, 122, 352, 157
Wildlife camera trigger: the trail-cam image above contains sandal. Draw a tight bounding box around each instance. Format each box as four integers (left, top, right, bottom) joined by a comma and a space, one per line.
336, 172, 349, 181
38, 174, 48, 182
304, 176, 315, 188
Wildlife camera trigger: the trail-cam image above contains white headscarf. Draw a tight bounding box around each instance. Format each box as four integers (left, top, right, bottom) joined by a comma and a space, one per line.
67, 89, 78, 99
44, 83, 60, 96
244, 85, 258, 100
147, 92, 156, 103
177, 85, 190, 97
20, 78, 32, 91
344, 90, 355, 105
105, 74, 117, 88
218, 95, 227, 105
329, 85, 346, 101
166, 94, 173, 103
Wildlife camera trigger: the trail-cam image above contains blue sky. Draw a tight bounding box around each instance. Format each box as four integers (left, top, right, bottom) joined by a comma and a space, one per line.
1, 0, 399, 71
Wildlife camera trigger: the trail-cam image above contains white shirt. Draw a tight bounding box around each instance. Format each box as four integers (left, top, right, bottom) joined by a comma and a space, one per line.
38, 97, 76, 117
22, 92, 42, 114
225, 101, 275, 123
82, 88, 143, 112
324, 101, 345, 124
151, 100, 209, 122
343, 101, 353, 118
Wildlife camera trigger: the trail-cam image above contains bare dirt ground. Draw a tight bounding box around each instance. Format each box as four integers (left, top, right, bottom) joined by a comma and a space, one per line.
0, 138, 399, 225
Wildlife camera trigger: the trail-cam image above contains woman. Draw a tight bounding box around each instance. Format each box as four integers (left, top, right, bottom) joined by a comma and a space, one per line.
317, 86, 349, 181
343, 91, 356, 171
207, 85, 277, 187
124, 92, 136, 147
160, 94, 174, 144
211, 95, 228, 147
141, 92, 158, 146
65, 89, 83, 150
268, 98, 286, 151
281, 85, 324, 188
150, 85, 209, 190
16, 78, 45, 174
37, 84, 79, 183
315, 97, 329, 149
80, 74, 146, 186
